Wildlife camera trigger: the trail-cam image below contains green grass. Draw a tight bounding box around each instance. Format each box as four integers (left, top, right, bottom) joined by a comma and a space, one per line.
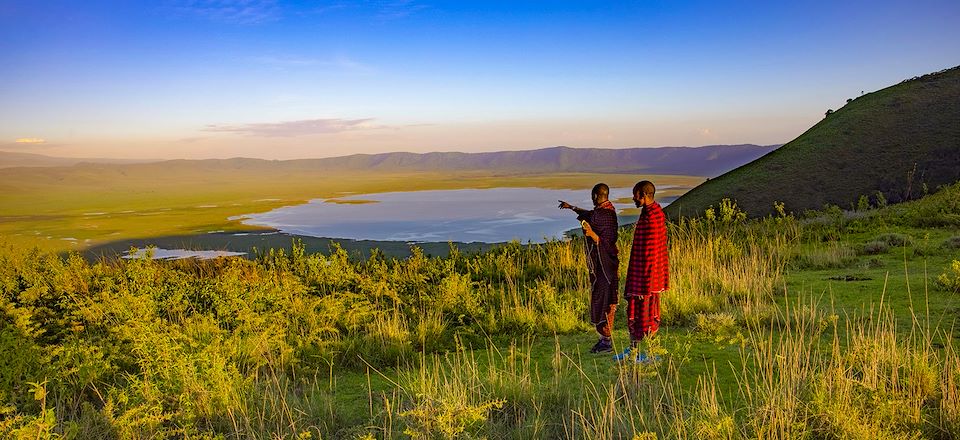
1, 180, 959, 439
667, 65, 960, 219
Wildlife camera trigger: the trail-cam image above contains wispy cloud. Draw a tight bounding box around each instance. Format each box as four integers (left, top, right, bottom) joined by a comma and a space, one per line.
245, 54, 374, 74
374, 0, 428, 21
300, 2, 351, 16
204, 118, 382, 137
246, 55, 322, 67
176, 137, 207, 144
168, 1, 426, 24
170, 0, 281, 24
328, 56, 375, 74
2, 138, 57, 151
698, 128, 718, 140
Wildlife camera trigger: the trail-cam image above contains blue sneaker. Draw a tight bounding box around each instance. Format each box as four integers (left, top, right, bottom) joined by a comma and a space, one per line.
635, 353, 663, 364
612, 347, 633, 362
614, 348, 660, 364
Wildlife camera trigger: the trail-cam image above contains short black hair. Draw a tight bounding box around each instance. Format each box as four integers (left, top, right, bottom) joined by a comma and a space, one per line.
592, 183, 609, 199
633, 180, 655, 197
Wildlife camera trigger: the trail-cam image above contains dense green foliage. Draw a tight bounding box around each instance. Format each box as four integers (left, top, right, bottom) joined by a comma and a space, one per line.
0, 183, 958, 438
667, 65, 960, 218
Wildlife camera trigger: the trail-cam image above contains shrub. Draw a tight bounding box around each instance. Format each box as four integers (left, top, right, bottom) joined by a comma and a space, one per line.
944, 236, 960, 249
794, 244, 857, 270
858, 257, 885, 269
873, 233, 913, 247
860, 240, 889, 255
889, 182, 960, 227
703, 198, 748, 224
875, 191, 888, 209
936, 261, 960, 293
694, 312, 742, 344
0, 382, 59, 440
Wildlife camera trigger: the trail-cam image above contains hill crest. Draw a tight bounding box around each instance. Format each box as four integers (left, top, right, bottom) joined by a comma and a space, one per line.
666, 65, 960, 218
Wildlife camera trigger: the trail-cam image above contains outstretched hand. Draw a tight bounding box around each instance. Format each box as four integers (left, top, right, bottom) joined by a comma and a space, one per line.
558, 200, 573, 210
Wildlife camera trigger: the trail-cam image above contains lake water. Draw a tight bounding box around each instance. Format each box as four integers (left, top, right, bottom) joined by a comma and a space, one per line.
123, 248, 247, 260
234, 187, 671, 244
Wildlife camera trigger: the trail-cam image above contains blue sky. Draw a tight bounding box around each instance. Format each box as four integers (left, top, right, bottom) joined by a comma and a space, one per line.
1, 0, 958, 159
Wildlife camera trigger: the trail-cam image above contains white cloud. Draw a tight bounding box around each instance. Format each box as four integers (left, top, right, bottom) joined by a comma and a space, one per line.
374, 0, 428, 20
246, 55, 321, 66
245, 54, 375, 74
204, 118, 382, 137
171, 0, 281, 24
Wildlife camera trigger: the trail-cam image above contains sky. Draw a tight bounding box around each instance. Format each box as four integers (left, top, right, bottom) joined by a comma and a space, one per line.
1, 0, 959, 160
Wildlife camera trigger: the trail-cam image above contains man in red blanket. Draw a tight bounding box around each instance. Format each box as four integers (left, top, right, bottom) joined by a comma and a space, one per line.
559, 183, 619, 354
614, 180, 669, 363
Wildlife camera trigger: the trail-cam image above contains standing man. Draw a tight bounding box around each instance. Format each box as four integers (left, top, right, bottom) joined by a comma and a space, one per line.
615, 180, 669, 363
558, 183, 619, 354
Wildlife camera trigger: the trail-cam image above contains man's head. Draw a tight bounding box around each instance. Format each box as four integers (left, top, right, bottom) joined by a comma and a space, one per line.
591, 183, 610, 206
633, 180, 655, 207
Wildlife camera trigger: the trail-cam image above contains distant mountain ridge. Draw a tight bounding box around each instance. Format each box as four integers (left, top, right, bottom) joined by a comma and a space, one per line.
282, 145, 778, 177
0, 151, 154, 168
666, 65, 960, 218
120, 144, 775, 178
3, 144, 779, 177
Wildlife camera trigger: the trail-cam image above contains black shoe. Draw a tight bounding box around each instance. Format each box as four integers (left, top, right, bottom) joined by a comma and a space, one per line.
590, 338, 613, 353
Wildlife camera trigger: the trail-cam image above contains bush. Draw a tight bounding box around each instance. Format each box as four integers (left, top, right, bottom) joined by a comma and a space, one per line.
858, 257, 885, 269
936, 261, 960, 293
873, 233, 913, 247
889, 182, 960, 227
794, 244, 857, 270
704, 198, 748, 224
694, 312, 742, 344
860, 240, 889, 255
944, 236, 960, 249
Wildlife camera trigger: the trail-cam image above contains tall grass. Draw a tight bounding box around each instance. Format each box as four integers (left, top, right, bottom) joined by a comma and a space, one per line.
342, 286, 958, 439
2, 200, 958, 438
665, 217, 798, 327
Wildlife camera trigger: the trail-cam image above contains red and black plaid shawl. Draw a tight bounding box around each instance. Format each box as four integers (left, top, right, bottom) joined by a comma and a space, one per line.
625, 201, 669, 297
578, 200, 619, 256
577, 200, 620, 325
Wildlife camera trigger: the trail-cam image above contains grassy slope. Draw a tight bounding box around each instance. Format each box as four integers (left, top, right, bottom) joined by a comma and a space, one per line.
666, 65, 960, 219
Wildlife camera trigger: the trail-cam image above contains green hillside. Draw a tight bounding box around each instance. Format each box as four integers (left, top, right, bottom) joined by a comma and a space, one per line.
666, 65, 960, 219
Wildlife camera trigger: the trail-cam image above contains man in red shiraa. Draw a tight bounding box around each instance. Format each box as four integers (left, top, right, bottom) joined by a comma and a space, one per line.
614, 180, 669, 363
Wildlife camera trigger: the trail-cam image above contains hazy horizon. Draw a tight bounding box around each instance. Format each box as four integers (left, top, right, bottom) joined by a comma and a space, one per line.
2, 1, 958, 160
0, 142, 779, 162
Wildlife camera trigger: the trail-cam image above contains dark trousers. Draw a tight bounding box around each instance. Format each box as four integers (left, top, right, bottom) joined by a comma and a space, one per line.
588, 253, 619, 338
595, 303, 617, 338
